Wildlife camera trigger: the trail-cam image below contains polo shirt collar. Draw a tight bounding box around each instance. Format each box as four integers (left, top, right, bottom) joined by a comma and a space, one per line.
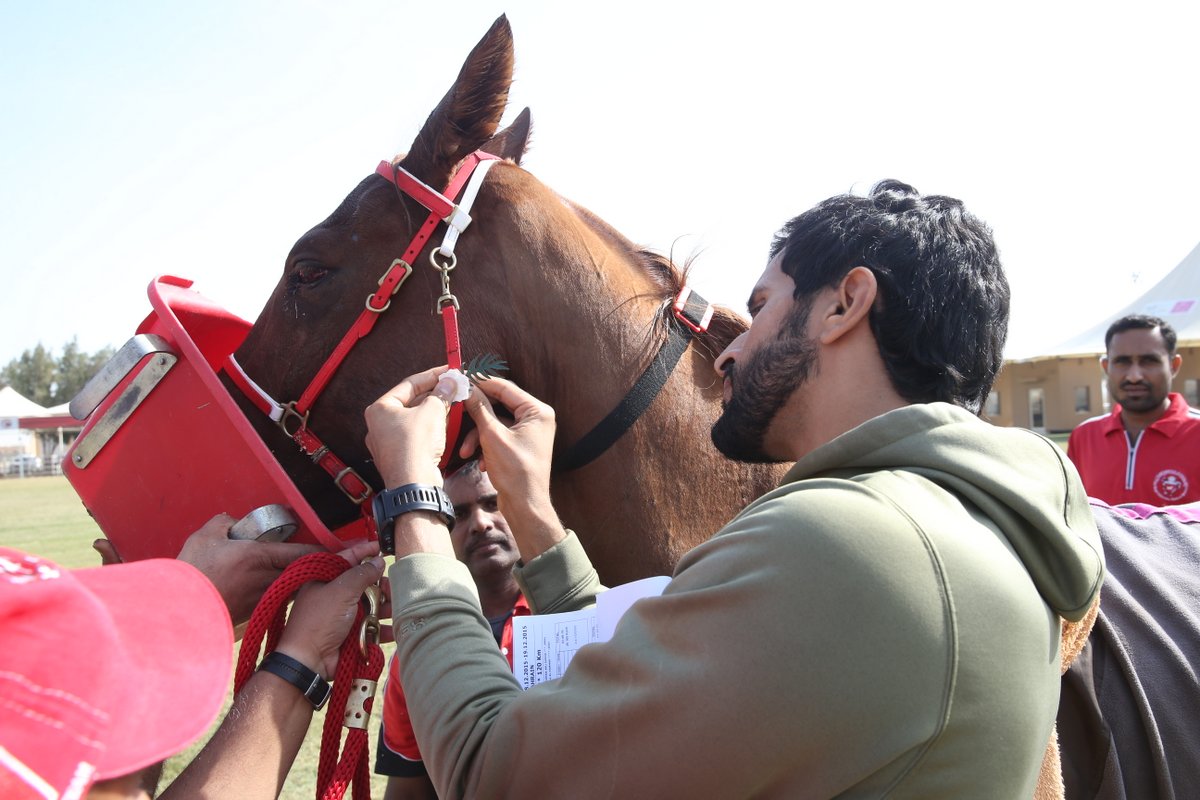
1110, 392, 1191, 438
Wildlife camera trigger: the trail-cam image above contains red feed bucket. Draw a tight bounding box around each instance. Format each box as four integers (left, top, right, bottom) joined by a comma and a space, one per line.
63, 275, 370, 561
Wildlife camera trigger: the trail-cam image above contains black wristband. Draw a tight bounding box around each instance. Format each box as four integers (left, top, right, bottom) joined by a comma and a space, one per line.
258, 651, 331, 710
372, 483, 455, 555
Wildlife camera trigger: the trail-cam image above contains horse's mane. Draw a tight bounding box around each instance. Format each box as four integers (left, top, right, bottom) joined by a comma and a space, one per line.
566, 200, 747, 362
635, 248, 748, 364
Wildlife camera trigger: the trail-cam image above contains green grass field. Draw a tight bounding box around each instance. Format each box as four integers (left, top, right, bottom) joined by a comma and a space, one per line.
0, 475, 395, 799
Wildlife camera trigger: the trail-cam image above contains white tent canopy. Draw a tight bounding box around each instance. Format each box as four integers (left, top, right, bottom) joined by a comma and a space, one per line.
1013, 240, 1200, 361
0, 386, 47, 450
0, 385, 50, 418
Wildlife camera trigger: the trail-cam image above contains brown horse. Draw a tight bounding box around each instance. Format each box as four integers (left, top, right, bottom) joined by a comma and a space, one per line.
219, 17, 1200, 797
227, 16, 785, 585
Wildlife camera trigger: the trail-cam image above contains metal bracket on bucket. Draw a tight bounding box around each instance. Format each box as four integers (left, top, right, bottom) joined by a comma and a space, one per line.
69, 334, 177, 469
228, 504, 299, 542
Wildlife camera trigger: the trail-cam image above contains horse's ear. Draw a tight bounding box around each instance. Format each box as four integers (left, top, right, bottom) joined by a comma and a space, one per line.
482, 107, 532, 165
402, 15, 514, 185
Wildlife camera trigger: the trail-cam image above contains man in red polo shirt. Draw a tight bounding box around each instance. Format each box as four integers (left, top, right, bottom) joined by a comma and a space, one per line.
1068, 314, 1200, 505
375, 460, 532, 799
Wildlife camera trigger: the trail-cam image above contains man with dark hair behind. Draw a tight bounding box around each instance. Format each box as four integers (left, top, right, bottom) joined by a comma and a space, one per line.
377, 460, 576, 800
365, 180, 1104, 797
1068, 314, 1200, 505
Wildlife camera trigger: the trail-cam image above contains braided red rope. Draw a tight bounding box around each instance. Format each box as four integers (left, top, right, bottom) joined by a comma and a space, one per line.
235, 552, 385, 800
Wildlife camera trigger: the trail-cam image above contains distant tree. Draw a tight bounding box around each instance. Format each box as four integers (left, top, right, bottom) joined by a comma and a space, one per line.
1, 338, 115, 407
55, 339, 116, 406
1, 343, 58, 406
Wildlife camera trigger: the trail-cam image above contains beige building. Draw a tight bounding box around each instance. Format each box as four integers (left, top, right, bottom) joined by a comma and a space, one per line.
990, 241, 1200, 433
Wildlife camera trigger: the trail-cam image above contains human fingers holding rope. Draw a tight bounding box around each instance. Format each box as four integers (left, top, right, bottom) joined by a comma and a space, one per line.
275, 540, 385, 680
178, 514, 322, 627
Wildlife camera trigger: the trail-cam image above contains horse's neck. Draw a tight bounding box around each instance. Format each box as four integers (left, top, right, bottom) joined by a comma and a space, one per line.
522, 258, 787, 583
485, 188, 786, 582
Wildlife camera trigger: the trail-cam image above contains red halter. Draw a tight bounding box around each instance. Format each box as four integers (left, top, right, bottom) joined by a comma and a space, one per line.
225, 152, 499, 525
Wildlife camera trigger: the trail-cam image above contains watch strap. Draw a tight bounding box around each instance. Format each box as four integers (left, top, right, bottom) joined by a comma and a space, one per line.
258, 651, 331, 710
372, 483, 455, 554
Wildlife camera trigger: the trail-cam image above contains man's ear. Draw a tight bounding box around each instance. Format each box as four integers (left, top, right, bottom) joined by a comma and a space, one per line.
1100, 356, 1110, 374
1170, 353, 1183, 376
818, 266, 877, 345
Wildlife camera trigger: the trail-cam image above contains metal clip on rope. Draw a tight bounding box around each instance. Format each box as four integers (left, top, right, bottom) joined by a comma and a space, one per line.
359, 583, 382, 657
431, 246, 460, 311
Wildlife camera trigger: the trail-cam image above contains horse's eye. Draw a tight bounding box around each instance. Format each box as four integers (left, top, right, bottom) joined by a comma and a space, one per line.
289, 262, 330, 289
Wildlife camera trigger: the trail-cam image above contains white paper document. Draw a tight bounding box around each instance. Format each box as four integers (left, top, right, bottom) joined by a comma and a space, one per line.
512, 575, 670, 689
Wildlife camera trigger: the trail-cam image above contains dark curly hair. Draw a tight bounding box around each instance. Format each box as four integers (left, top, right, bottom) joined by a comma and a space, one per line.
770, 180, 1009, 415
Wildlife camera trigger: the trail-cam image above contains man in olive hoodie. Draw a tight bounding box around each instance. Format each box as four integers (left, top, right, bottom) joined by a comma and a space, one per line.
365, 180, 1104, 798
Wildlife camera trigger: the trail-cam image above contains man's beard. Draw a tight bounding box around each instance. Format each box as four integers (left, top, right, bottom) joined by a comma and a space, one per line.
711, 301, 818, 463
1113, 379, 1167, 413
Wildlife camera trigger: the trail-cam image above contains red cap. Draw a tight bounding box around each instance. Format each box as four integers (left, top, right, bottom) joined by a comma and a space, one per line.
0, 548, 232, 800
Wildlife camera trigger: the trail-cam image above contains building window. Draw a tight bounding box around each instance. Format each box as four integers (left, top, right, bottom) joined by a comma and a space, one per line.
1029, 388, 1046, 430
1074, 386, 1091, 413
985, 391, 1000, 417
1186, 379, 1199, 408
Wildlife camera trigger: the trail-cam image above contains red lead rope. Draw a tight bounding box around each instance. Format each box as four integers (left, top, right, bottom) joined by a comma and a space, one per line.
439, 302, 464, 471
235, 553, 385, 800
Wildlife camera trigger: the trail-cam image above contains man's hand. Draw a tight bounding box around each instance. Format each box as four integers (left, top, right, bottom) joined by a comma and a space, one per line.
460, 376, 557, 522
276, 541, 385, 678
92, 538, 123, 565
177, 514, 322, 627
364, 365, 454, 488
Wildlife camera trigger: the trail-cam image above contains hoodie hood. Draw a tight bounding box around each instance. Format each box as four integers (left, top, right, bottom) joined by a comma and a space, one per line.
785, 402, 1104, 621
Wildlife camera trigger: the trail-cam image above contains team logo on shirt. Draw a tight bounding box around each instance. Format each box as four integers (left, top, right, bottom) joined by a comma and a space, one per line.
1153, 469, 1189, 502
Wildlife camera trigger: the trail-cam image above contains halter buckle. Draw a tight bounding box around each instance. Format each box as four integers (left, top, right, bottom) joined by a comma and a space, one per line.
334, 466, 372, 505
672, 286, 714, 334
366, 259, 414, 313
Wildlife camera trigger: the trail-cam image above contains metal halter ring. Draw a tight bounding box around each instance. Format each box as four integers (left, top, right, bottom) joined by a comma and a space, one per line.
278, 402, 310, 438
365, 293, 391, 314
429, 247, 457, 274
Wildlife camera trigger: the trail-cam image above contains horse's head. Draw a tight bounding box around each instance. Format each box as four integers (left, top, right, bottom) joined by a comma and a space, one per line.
230, 16, 534, 526
231, 16, 760, 569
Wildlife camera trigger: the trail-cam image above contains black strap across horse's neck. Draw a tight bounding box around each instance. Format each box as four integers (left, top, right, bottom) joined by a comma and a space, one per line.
553, 289, 712, 474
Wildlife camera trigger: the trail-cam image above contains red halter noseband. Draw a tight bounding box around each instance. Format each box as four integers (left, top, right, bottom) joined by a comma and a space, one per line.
225, 152, 499, 528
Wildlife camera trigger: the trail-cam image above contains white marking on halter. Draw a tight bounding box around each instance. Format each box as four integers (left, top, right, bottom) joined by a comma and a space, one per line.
439, 158, 497, 258
226, 354, 285, 422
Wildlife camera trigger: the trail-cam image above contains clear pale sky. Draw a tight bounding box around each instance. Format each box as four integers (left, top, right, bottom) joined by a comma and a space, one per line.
2, 1, 1198, 368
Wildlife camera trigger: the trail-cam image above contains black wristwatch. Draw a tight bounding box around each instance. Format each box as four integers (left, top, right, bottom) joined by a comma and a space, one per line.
258, 651, 331, 710
372, 482, 456, 555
